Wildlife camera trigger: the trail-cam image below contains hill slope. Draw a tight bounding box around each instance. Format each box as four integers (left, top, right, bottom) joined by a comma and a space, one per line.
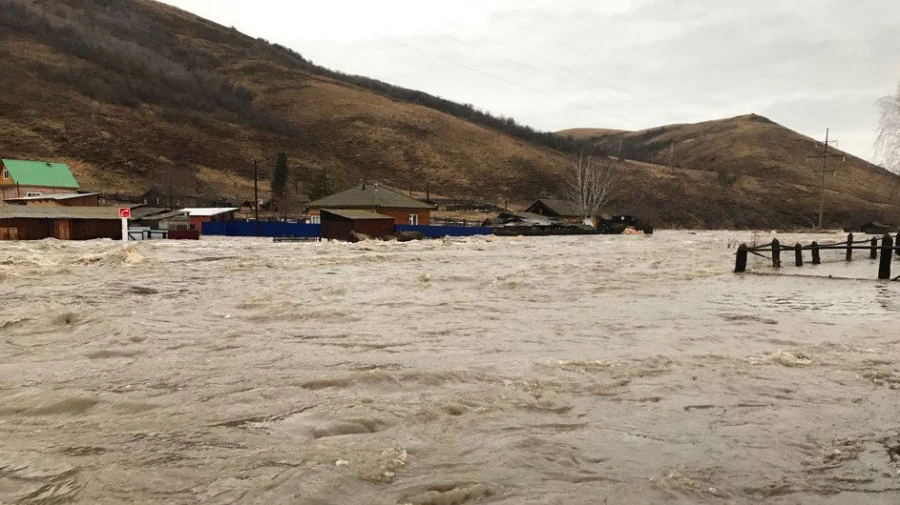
0, 0, 568, 202
586, 115, 900, 228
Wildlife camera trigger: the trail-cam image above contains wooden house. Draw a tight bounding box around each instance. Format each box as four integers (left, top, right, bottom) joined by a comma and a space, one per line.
0, 206, 121, 240
0, 159, 80, 200
320, 209, 395, 241
524, 199, 584, 222
306, 183, 434, 225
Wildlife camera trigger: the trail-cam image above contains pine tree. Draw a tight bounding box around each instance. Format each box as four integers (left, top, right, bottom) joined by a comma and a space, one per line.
272, 152, 288, 197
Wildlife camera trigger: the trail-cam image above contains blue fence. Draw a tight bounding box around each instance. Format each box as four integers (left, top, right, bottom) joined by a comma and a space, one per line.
394, 224, 492, 238
202, 221, 321, 238
202, 221, 492, 239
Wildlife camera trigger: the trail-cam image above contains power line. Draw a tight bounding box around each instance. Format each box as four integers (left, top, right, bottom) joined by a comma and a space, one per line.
807, 128, 844, 230
463, 2, 706, 121
375, 32, 629, 123
433, 25, 684, 122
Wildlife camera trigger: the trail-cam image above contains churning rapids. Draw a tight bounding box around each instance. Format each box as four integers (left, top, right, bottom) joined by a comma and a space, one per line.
1, 231, 899, 504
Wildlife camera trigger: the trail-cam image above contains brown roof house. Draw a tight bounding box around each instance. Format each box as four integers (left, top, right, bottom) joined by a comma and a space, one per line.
1, 159, 81, 200
320, 209, 395, 241
0, 205, 121, 240
306, 183, 434, 225
524, 199, 584, 222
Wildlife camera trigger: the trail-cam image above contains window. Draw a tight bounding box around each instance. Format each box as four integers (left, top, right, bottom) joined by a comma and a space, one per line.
310, 215, 321, 224
408, 214, 419, 225
26, 192, 42, 197
1, 169, 7, 180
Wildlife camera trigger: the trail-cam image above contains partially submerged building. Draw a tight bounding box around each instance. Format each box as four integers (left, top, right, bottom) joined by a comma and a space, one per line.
0, 159, 80, 200
319, 209, 395, 241
524, 199, 584, 222
0, 206, 121, 240
180, 208, 238, 231
306, 183, 434, 225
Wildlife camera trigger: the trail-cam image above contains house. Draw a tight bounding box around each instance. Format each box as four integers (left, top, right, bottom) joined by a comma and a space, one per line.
135, 209, 190, 231
860, 221, 896, 234
180, 207, 238, 231
320, 209, 395, 241
0, 206, 121, 240
306, 183, 434, 225
0, 159, 80, 200
4, 192, 100, 207
524, 199, 584, 222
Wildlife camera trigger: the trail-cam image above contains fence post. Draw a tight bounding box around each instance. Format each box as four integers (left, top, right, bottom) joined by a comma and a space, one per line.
879, 234, 893, 280
896, 232, 900, 257
846, 233, 853, 261
871, 238, 878, 259
772, 238, 781, 268
735, 244, 748, 273
795, 243, 803, 267
811, 241, 821, 265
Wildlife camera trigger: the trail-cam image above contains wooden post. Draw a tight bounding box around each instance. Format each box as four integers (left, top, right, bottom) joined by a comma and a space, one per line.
772, 238, 781, 268
896, 232, 900, 257
811, 241, 821, 265
795, 243, 803, 267
871, 237, 878, 259
735, 244, 748, 273
878, 234, 893, 280
846, 233, 853, 261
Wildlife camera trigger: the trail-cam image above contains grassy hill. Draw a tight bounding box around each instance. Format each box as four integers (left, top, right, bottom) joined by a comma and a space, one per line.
585, 115, 900, 228
0, 0, 570, 203
0, 0, 897, 229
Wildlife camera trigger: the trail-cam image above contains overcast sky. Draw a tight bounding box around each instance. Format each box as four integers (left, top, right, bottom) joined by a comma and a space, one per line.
162, 0, 899, 162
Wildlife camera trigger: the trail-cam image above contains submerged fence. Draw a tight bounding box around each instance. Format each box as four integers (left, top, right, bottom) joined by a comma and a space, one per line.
735, 233, 900, 280
202, 221, 320, 238
394, 224, 492, 238
202, 221, 492, 239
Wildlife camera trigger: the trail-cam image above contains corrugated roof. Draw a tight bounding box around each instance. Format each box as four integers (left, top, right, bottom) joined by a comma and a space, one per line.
1, 159, 80, 189
307, 183, 434, 210
128, 207, 172, 220
144, 210, 189, 220
4, 192, 97, 202
321, 208, 394, 220
0, 205, 120, 220
180, 207, 239, 217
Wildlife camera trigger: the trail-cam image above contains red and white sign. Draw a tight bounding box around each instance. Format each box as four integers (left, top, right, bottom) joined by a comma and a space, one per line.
118, 207, 131, 219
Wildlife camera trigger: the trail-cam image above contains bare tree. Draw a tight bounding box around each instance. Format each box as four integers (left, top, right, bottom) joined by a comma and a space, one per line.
876, 84, 900, 174
566, 153, 615, 220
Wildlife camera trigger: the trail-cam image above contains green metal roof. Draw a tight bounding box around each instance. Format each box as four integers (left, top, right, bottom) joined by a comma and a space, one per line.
1, 159, 80, 189
307, 183, 434, 210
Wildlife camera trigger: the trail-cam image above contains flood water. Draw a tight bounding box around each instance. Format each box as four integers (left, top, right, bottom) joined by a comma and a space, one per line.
1, 231, 898, 504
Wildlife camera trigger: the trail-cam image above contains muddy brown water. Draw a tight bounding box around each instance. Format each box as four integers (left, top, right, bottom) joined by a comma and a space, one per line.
1, 231, 898, 504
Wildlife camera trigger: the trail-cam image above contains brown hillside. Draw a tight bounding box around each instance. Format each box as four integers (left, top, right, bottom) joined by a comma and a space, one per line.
556, 128, 629, 140
0, 0, 568, 203
588, 115, 900, 228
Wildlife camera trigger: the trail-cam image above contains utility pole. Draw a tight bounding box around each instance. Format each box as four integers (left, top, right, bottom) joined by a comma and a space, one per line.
807, 128, 843, 230
253, 160, 260, 237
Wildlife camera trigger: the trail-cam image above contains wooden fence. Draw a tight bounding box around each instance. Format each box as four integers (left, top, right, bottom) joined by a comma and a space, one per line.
735, 233, 900, 281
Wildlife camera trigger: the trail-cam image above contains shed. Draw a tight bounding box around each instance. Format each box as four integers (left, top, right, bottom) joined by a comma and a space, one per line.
860, 221, 896, 235
0, 206, 121, 240
180, 207, 238, 231
320, 209, 395, 241
1, 159, 80, 200
524, 199, 584, 221
307, 183, 434, 225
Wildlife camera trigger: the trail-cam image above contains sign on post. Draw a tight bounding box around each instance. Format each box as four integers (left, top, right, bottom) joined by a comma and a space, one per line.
119, 207, 131, 244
